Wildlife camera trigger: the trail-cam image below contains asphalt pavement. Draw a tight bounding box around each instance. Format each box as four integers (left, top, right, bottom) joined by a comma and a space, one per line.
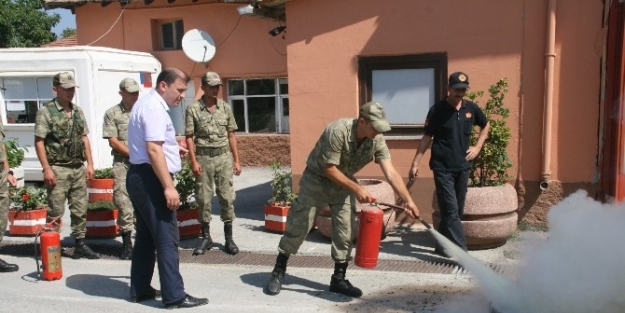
0, 167, 530, 313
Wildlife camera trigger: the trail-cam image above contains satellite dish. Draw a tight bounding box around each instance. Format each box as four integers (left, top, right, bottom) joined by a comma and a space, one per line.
182, 29, 216, 63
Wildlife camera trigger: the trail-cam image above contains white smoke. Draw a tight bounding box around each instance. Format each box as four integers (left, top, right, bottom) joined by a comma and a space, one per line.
490, 190, 625, 313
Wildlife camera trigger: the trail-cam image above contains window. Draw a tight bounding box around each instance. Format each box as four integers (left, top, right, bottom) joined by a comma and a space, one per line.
227, 78, 289, 134
156, 19, 184, 50
358, 53, 447, 136
0, 76, 54, 124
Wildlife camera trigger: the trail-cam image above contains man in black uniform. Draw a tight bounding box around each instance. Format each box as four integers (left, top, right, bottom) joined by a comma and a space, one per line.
408, 71, 489, 254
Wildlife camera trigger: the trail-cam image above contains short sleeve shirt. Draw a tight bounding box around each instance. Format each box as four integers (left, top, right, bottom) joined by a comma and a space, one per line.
128, 89, 181, 174
305, 118, 390, 180
102, 103, 131, 156
34, 100, 90, 139
424, 99, 487, 171
184, 99, 237, 148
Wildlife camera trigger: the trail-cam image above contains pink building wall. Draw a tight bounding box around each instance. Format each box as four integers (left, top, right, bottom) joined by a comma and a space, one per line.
72, 0, 604, 224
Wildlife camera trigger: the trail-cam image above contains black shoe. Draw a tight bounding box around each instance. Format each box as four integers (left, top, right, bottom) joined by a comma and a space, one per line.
265, 271, 284, 295
165, 294, 208, 309
224, 238, 239, 255
0, 258, 18, 272
329, 275, 363, 298
130, 289, 162, 303
72, 244, 100, 259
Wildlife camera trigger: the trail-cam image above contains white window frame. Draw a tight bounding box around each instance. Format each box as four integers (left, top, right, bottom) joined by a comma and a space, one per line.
0, 75, 55, 125
227, 77, 289, 134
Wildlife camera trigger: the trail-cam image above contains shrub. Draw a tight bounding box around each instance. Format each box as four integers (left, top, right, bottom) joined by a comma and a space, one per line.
6, 137, 25, 168
93, 167, 114, 179
466, 78, 512, 187
87, 200, 115, 212
9, 186, 47, 211
175, 158, 197, 210
268, 161, 296, 206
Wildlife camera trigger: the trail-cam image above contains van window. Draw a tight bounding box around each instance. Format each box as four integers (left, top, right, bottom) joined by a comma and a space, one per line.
1, 77, 54, 124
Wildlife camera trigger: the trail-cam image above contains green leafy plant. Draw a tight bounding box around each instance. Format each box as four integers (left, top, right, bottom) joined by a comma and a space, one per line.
9, 186, 47, 211
93, 167, 114, 179
175, 158, 197, 210
268, 161, 296, 206
87, 200, 115, 212
466, 78, 512, 187
5, 137, 26, 168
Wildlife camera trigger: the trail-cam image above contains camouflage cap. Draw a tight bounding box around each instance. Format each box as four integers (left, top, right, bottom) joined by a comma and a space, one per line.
53, 72, 79, 89
119, 77, 140, 93
360, 101, 391, 132
201, 71, 222, 86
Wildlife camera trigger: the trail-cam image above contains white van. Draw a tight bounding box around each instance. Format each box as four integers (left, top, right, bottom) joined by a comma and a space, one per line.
0, 46, 162, 181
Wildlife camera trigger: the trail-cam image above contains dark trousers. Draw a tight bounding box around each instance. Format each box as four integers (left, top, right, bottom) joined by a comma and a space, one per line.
433, 169, 469, 251
127, 164, 185, 305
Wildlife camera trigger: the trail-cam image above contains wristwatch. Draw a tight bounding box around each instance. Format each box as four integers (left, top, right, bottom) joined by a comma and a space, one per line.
8, 170, 13, 176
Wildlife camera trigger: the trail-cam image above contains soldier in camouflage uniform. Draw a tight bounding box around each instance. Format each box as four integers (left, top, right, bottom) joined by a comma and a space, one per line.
102, 78, 140, 260
185, 72, 242, 256
34, 72, 99, 259
0, 119, 19, 272
265, 102, 420, 298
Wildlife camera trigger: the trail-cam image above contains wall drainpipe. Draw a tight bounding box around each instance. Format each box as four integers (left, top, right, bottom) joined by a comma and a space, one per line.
541, 0, 557, 191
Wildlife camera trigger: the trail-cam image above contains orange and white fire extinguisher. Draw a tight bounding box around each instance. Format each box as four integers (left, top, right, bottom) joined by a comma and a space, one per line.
35, 226, 63, 281
355, 206, 384, 269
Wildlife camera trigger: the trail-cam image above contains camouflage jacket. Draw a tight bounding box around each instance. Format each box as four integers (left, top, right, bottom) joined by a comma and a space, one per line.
34, 99, 89, 165
102, 102, 130, 157
0, 119, 6, 163
305, 118, 391, 180
184, 98, 237, 148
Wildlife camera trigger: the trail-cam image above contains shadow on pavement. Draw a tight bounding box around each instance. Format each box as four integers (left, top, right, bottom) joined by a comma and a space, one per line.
212, 181, 271, 221
240, 272, 351, 303
65, 274, 150, 304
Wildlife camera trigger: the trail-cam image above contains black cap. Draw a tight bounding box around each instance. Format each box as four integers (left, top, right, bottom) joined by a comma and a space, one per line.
449, 72, 469, 89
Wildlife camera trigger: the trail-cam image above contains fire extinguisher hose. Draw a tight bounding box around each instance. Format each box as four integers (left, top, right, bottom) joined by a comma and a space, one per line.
376, 202, 431, 229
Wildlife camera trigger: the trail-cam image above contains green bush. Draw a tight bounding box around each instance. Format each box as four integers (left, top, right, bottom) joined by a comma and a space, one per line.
268, 161, 296, 206
6, 137, 26, 168
87, 200, 115, 212
175, 159, 197, 210
467, 78, 512, 187
94, 167, 114, 179
9, 186, 47, 211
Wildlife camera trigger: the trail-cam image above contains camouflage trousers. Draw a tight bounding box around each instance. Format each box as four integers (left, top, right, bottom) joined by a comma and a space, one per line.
194, 152, 236, 224
113, 160, 134, 233
278, 169, 358, 263
0, 168, 9, 242
47, 165, 88, 239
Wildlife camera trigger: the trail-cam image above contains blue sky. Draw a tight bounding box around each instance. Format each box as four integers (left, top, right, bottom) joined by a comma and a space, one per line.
48, 8, 76, 36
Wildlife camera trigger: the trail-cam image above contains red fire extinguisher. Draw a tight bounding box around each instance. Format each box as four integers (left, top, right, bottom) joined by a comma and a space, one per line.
35, 221, 63, 281
355, 206, 384, 269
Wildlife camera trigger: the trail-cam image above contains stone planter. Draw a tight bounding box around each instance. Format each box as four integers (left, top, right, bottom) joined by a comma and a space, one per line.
87, 178, 114, 202
264, 204, 290, 233
8, 208, 47, 236
432, 183, 518, 249
316, 179, 397, 239
86, 209, 119, 238
177, 208, 201, 239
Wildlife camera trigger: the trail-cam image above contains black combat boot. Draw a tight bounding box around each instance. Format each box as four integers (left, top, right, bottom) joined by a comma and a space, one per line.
0, 257, 18, 272
193, 224, 213, 256
329, 262, 362, 297
120, 231, 133, 260
224, 221, 239, 255
265, 253, 289, 295
72, 238, 100, 259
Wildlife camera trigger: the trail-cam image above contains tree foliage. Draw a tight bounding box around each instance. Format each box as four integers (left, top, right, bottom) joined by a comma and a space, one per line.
61, 27, 76, 38
0, 0, 60, 48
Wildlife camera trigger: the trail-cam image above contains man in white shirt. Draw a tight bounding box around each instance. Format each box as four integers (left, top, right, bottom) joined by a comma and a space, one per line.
126, 68, 208, 309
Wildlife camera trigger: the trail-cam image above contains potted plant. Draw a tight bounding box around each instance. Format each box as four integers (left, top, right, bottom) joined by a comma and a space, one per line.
175, 158, 201, 239
264, 161, 296, 233
433, 78, 518, 249
87, 167, 114, 202
86, 200, 119, 238
8, 186, 48, 235
5, 137, 26, 187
